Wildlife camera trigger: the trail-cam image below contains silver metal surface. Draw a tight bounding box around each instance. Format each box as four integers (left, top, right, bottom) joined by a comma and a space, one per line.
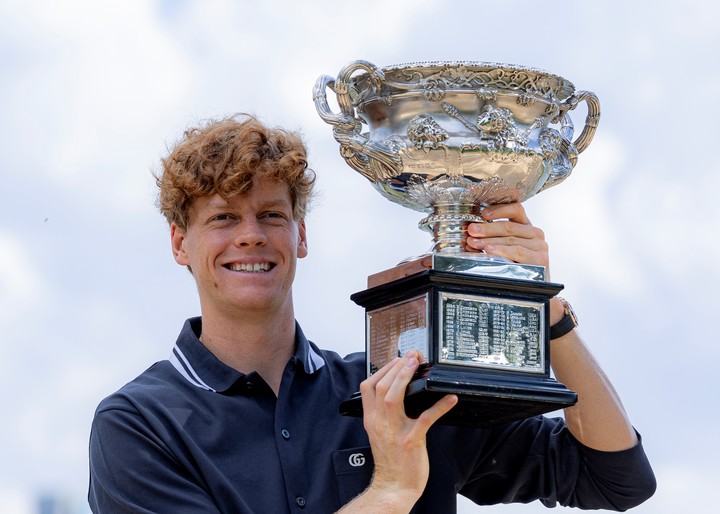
439, 292, 545, 373
431, 254, 545, 281
314, 60, 600, 257
366, 294, 429, 376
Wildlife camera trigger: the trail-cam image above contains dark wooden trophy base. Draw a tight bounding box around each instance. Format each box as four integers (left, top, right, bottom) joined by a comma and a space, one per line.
340, 259, 577, 427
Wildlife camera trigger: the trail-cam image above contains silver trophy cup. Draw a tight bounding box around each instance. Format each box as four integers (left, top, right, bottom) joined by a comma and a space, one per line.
314, 60, 599, 426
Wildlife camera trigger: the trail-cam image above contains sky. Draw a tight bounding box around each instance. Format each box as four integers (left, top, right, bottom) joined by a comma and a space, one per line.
0, 0, 718, 512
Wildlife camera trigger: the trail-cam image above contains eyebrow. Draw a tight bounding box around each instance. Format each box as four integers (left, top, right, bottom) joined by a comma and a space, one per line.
205, 196, 292, 212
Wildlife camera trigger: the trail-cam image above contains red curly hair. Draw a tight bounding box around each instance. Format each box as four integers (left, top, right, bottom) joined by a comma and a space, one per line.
156, 114, 315, 229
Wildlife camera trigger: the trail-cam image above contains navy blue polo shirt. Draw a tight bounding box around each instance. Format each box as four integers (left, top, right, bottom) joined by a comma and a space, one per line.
89, 318, 656, 513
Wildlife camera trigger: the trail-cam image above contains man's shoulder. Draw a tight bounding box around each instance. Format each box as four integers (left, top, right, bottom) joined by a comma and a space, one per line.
313, 345, 365, 376
317, 346, 365, 367
94, 360, 180, 415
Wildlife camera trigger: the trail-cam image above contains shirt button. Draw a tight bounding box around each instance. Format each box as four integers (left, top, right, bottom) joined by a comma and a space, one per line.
281, 429, 290, 439
295, 496, 306, 508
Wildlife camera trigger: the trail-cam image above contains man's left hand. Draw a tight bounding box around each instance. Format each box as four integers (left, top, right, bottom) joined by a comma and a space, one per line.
465, 203, 550, 271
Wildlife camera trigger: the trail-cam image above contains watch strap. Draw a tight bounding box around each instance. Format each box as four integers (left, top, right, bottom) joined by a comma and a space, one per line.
550, 297, 578, 340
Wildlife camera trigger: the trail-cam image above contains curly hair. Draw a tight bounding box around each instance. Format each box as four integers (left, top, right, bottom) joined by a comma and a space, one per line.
156, 114, 315, 229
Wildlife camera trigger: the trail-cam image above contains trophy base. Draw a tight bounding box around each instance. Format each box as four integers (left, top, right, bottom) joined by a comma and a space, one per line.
346, 258, 577, 427
340, 371, 577, 427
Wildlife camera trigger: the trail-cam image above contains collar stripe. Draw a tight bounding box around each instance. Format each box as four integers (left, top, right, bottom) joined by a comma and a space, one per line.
170, 347, 216, 392
308, 345, 325, 373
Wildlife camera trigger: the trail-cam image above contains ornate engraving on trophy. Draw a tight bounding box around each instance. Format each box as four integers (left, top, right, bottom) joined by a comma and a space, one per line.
367, 294, 429, 375
439, 293, 544, 373
384, 64, 570, 102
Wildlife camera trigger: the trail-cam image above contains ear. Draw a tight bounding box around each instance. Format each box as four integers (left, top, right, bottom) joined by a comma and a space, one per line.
171, 223, 191, 266
297, 219, 308, 259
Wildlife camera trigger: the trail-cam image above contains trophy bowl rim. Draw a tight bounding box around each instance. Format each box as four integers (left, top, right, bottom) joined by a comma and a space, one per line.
353, 60, 576, 101
383, 60, 559, 75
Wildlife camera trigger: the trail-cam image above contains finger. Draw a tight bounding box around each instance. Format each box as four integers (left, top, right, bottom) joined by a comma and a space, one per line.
360, 357, 400, 412
467, 220, 542, 240
365, 352, 417, 407
364, 356, 400, 387
413, 394, 458, 432
482, 245, 549, 268
379, 353, 419, 408
466, 234, 548, 252
481, 203, 531, 224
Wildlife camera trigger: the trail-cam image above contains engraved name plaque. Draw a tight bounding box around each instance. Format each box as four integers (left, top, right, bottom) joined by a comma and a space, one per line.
440, 293, 544, 373
367, 294, 429, 375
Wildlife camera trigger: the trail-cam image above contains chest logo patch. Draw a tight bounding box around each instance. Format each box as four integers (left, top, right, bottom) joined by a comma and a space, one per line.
348, 453, 366, 467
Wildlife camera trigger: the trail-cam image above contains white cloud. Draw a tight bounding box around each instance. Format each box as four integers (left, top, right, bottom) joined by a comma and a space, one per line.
529, 132, 645, 295
0, 233, 40, 302
646, 463, 718, 513
0, 489, 33, 514
1, 0, 193, 216
617, 161, 720, 283
0, 234, 45, 362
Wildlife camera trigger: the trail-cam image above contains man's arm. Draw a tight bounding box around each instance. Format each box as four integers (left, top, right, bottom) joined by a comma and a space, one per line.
549, 327, 637, 450
467, 203, 637, 451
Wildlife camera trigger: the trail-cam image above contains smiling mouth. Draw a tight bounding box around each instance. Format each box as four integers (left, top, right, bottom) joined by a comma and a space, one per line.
225, 262, 274, 272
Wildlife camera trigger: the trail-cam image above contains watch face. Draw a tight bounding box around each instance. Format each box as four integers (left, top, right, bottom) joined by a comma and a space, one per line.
556, 297, 578, 328
561, 298, 578, 326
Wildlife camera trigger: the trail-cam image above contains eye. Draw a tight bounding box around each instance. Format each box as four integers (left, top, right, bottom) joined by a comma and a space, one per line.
261, 211, 288, 220
211, 213, 236, 223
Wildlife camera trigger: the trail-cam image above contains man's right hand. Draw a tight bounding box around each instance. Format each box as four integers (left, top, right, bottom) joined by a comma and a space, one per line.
338, 351, 457, 513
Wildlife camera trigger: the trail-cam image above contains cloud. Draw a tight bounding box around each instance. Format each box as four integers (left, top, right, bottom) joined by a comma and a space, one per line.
0, 489, 33, 514
0, 0, 193, 215
648, 463, 717, 513
529, 132, 645, 295
0, 233, 40, 302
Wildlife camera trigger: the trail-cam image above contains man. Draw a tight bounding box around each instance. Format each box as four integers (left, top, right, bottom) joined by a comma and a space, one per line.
88, 115, 656, 513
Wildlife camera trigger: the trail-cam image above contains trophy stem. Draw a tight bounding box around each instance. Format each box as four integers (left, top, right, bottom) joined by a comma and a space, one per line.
420, 204, 485, 254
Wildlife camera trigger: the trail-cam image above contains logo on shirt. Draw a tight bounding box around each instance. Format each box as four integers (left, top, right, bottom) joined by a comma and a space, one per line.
348, 453, 366, 467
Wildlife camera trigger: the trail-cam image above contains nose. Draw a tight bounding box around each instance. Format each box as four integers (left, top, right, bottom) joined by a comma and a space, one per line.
233, 219, 267, 247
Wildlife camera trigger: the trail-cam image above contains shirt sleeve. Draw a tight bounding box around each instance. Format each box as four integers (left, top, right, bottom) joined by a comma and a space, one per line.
444, 416, 656, 511
88, 398, 223, 514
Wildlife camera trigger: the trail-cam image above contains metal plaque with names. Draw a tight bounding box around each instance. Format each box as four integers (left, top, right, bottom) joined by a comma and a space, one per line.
367, 294, 429, 375
439, 292, 545, 373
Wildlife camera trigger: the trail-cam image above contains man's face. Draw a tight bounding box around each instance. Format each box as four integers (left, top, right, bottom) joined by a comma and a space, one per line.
171, 177, 308, 320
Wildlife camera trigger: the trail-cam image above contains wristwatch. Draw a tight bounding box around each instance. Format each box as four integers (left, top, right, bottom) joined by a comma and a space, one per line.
550, 297, 578, 340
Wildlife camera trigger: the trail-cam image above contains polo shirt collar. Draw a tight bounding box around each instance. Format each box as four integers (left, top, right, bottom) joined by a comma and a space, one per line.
168, 317, 325, 393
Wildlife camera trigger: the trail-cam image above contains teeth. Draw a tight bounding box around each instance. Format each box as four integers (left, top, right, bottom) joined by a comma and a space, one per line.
228, 263, 271, 272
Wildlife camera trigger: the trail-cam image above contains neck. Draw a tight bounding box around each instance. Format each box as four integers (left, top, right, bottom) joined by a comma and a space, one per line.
199, 308, 297, 395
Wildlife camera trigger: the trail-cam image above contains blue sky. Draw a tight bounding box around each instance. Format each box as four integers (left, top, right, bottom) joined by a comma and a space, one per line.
1, 1, 718, 512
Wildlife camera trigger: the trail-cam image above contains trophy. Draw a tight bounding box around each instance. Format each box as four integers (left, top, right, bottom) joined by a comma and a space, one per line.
313, 60, 600, 426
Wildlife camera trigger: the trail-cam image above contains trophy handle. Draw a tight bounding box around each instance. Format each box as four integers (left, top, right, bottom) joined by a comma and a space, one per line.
313, 62, 403, 181
312, 74, 362, 133
559, 90, 601, 154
